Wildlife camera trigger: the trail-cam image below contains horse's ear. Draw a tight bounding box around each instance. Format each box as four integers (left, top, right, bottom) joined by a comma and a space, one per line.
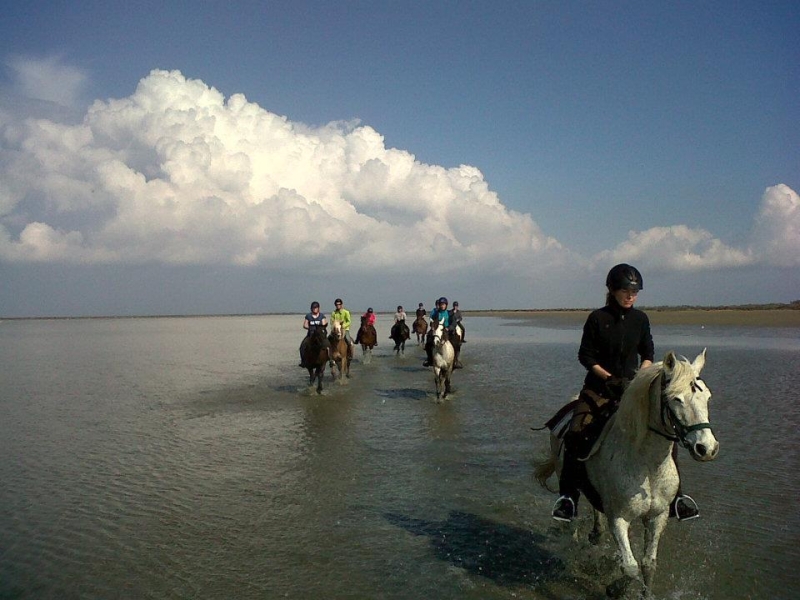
692, 348, 707, 376
663, 351, 677, 374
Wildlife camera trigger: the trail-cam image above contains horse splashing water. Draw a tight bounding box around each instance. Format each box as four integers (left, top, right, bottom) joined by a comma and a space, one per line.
534, 350, 718, 598
430, 319, 455, 400
390, 320, 410, 356
301, 326, 331, 394
356, 316, 378, 364
328, 320, 350, 383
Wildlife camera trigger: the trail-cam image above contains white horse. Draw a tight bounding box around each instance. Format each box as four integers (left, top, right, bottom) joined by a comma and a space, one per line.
430, 319, 455, 399
535, 350, 718, 598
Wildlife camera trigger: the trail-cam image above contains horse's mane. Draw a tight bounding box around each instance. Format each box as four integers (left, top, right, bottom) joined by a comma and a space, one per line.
614, 356, 696, 447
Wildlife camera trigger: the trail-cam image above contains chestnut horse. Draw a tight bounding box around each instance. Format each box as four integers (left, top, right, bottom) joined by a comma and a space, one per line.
329, 320, 350, 382
412, 315, 428, 344
356, 316, 378, 364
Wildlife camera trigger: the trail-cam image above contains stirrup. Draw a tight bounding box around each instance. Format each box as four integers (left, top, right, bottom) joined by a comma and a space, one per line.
552, 495, 576, 522
672, 494, 700, 521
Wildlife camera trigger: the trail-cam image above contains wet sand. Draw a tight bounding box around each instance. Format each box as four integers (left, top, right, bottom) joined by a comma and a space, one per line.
467, 308, 800, 327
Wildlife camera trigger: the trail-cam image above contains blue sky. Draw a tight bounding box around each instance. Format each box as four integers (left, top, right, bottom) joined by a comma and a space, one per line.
0, 1, 798, 317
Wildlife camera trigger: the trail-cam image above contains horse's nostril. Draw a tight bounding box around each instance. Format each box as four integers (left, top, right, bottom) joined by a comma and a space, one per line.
696, 444, 707, 457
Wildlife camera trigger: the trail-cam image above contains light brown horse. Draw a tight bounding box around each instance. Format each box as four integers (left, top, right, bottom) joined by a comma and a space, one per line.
356, 316, 378, 363
328, 320, 350, 382
301, 325, 331, 394
412, 315, 428, 344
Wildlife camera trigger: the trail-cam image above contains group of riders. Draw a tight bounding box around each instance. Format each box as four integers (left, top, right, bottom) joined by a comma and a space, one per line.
297, 263, 700, 525
299, 297, 466, 368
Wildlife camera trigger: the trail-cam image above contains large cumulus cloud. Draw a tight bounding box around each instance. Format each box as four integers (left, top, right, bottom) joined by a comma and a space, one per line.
0, 69, 568, 273
0, 67, 797, 280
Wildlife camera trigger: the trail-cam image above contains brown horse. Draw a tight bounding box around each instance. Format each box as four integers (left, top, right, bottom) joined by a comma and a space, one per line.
389, 320, 410, 356
301, 325, 331, 394
356, 316, 378, 363
413, 315, 428, 344
328, 320, 350, 382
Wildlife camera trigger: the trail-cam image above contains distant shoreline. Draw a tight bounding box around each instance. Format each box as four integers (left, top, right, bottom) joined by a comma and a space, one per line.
3, 304, 798, 327
467, 306, 800, 327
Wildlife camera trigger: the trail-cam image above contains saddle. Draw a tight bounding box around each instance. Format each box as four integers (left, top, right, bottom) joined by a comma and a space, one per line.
545, 389, 619, 460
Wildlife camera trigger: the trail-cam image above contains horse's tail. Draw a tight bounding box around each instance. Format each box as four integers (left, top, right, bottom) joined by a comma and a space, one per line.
533, 449, 558, 492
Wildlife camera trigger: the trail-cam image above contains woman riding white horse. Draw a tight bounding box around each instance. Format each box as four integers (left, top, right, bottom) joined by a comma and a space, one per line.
552, 264, 700, 523
535, 350, 718, 597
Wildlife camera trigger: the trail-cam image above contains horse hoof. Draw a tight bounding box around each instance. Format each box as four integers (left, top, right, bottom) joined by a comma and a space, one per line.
606, 575, 643, 599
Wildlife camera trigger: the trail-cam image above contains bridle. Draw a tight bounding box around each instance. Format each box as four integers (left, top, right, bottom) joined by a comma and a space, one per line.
649, 372, 713, 450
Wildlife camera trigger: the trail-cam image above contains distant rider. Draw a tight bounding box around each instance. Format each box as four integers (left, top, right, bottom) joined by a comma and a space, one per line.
422, 297, 451, 367
330, 298, 355, 356
355, 307, 377, 345
299, 301, 329, 367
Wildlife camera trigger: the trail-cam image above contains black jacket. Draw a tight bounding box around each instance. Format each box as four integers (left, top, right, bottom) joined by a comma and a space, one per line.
578, 302, 654, 394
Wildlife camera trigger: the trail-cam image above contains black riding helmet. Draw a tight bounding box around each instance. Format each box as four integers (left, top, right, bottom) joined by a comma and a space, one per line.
606, 264, 644, 291
437, 297, 448, 305
310, 301, 320, 310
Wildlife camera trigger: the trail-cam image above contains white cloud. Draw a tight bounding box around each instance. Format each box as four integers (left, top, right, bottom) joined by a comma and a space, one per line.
0, 67, 796, 284
591, 184, 799, 272
4, 55, 88, 107
0, 69, 563, 273
591, 225, 753, 271
749, 184, 800, 267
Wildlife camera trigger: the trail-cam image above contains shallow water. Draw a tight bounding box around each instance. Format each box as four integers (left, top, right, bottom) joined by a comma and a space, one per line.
0, 315, 797, 599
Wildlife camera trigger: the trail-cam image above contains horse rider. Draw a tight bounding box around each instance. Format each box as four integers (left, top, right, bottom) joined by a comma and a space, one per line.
415, 302, 427, 319
552, 263, 700, 522
299, 301, 330, 367
390, 305, 407, 339
422, 297, 451, 367
355, 307, 378, 345
448, 301, 466, 343
330, 298, 355, 356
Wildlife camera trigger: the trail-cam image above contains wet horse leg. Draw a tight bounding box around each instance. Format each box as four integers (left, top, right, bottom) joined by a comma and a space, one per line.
641, 512, 669, 591
606, 517, 644, 598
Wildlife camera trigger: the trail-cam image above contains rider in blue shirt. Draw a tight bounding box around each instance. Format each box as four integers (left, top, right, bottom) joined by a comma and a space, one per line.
422, 297, 451, 367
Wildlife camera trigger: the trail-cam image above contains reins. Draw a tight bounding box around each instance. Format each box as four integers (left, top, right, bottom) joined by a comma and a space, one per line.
649, 371, 712, 449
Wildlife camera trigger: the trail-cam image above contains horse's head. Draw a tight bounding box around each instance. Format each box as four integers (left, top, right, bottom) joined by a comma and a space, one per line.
657, 349, 719, 462
309, 324, 328, 343
431, 319, 448, 345
331, 320, 343, 340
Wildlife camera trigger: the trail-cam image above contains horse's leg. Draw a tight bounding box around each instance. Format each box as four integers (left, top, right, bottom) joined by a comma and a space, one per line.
316, 366, 324, 394
589, 508, 606, 545
606, 517, 644, 599
443, 371, 451, 398
641, 512, 669, 592
434, 368, 442, 399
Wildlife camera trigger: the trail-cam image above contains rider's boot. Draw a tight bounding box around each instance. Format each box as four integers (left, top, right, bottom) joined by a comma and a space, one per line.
670, 494, 700, 521
669, 444, 700, 520
422, 342, 433, 367
552, 433, 584, 522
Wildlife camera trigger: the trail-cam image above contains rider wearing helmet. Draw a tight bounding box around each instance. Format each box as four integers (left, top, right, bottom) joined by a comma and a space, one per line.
355, 307, 378, 345
551, 264, 699, 522
422, 297, 451, 367
415, 302, 427, 319
394, 305, 407, 323
330, 298, 354, 356
299, 301, 329, 367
